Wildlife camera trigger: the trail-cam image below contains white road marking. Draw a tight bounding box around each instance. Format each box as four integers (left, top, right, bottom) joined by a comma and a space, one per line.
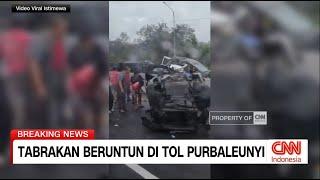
126, 164, 159, 179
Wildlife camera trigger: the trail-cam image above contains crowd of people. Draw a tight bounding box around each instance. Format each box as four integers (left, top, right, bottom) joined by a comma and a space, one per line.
109, 64, 144, 113
0, 15, 108, 163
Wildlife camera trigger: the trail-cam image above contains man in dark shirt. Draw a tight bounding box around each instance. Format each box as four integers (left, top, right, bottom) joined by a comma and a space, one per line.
67, 31, 107, 134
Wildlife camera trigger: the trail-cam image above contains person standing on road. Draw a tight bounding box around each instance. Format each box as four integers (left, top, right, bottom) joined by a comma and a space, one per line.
67, 31, 107, 131
0, 15, 47, 129
109, 66, 120, 112
131, 70, 144, 110
123, 66, 132, 104
118, 64, 126, 113
38, 17, 69, 128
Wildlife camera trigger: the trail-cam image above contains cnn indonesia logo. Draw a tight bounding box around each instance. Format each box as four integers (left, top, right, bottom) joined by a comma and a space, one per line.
271, 141, 302, 163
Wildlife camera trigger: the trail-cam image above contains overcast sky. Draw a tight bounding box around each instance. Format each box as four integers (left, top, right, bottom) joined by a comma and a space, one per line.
109, 1, 210, 42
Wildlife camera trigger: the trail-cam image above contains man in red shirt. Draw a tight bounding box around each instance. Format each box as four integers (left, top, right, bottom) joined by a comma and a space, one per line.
0, 16, 46, 128
38, 17, 69, 128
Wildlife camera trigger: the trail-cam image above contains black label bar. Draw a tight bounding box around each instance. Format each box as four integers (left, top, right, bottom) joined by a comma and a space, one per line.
12, 4, 70, 13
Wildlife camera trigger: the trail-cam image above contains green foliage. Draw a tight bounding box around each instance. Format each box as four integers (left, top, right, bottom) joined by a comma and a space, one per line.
110, 23, 210, 67
109, 32, 133, 63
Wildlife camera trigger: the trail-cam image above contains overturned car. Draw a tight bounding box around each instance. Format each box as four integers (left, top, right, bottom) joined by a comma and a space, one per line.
142, 56, 211, 133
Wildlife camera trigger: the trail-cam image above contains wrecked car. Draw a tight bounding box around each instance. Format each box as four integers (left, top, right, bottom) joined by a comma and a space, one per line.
142, 56, 211, 133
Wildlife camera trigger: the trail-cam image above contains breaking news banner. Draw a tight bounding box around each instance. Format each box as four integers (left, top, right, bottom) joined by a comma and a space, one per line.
12, 4, 70, 13
9, 129, 95, 163
10, 130, 307, 164
209, 111, 267, 125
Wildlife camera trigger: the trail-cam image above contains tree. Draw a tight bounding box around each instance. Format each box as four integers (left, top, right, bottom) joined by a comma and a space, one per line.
109, 32, 132, 63
110, 23, 210, 68
136, 23, 171, 63
172, 24, 198, 58
197, 42, 211, 67
118, 32, 129, 43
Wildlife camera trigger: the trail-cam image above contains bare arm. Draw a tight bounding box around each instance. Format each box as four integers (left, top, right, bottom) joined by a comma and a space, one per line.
119, 79, 124, 93
29, 58, 47, 98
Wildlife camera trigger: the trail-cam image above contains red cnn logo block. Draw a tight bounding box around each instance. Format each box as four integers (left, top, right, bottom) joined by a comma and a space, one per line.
272, 141, 301, 155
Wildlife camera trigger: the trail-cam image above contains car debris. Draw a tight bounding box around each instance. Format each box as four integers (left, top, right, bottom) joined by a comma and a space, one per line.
142, 56, 211, 134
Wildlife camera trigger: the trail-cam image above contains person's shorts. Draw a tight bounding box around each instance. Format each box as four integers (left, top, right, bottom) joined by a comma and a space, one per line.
134, 89, 141, 95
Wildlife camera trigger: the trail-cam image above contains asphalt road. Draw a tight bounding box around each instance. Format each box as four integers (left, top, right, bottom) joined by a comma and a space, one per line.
0, 165, 109, 179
